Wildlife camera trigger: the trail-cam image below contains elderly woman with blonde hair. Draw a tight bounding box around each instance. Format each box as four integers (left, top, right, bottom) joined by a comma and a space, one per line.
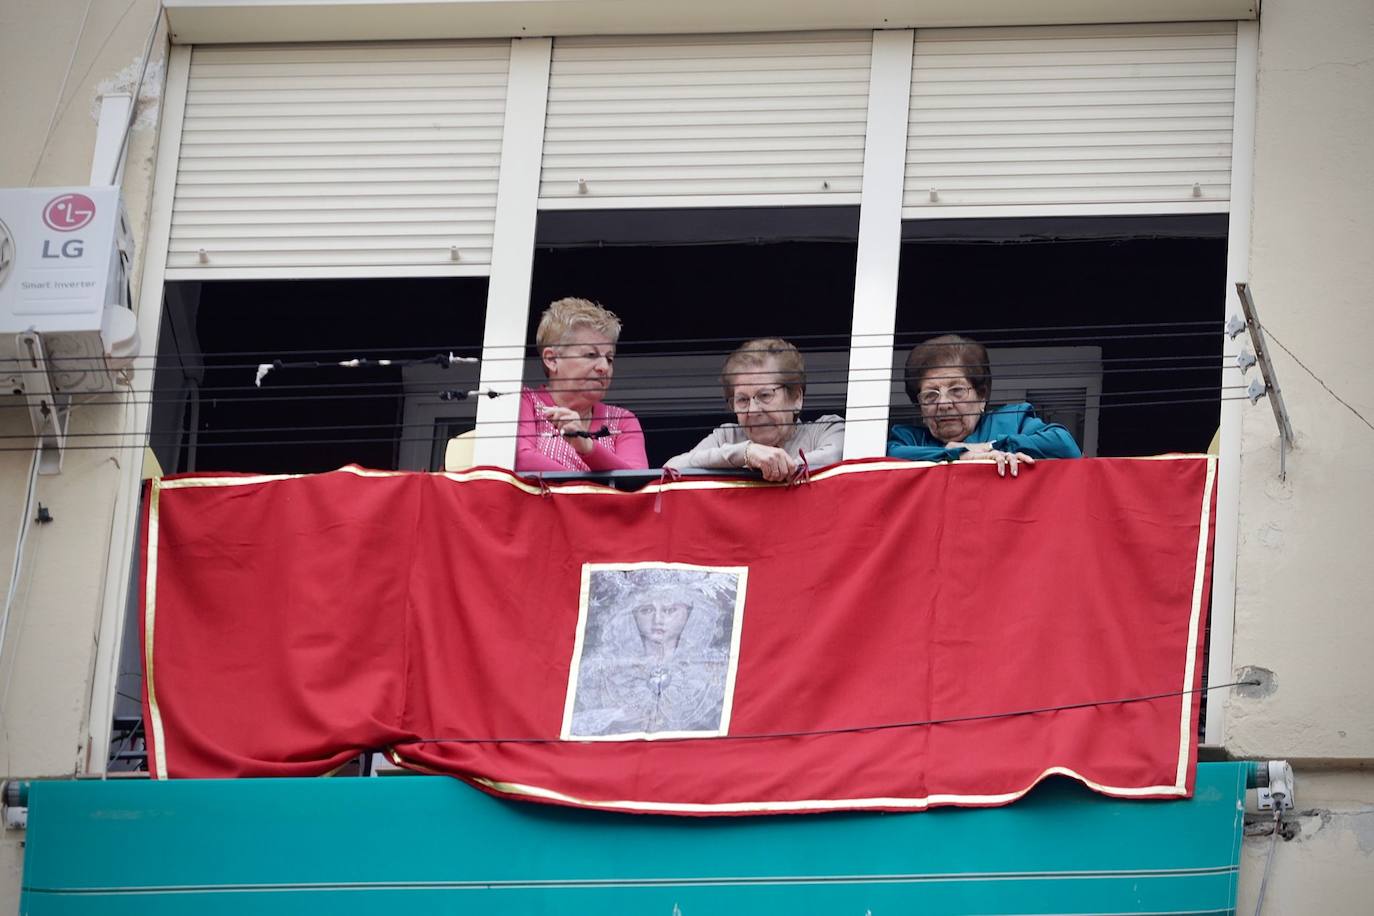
665, 338, 844, 481
516, 298, 648, 472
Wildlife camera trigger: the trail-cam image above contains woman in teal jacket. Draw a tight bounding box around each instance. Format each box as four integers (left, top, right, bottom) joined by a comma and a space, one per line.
887, 334, 1081, 477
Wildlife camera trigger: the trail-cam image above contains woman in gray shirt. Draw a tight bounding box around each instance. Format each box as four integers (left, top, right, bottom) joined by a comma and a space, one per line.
665, 337, 845, 481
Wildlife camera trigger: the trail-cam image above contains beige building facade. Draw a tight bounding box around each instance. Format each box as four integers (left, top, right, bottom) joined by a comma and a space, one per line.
1, 0, 1371, 911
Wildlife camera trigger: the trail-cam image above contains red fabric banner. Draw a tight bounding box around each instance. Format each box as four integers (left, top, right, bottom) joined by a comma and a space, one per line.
141, 457, 1215, 815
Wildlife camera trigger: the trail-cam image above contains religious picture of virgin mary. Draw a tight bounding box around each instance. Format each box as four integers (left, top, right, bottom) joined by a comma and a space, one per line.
562, 563, 748, 740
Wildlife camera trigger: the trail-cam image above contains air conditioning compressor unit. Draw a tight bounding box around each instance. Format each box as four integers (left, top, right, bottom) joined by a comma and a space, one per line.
0, 186, 140, 472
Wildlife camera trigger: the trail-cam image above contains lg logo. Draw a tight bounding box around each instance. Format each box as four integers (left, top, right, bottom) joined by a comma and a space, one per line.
43, 193, 97, 232
40, 192, 96, 260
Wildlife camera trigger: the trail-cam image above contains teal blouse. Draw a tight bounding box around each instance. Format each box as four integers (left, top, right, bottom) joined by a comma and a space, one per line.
887, 402, 1083, 462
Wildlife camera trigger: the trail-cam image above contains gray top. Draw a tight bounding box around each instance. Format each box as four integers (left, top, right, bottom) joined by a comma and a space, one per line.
664, 415, 846, 471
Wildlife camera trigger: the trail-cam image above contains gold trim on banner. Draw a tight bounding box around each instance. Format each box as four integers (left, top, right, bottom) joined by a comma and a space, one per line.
151, 454, 1217, 498
143, 478, 169, 779
456, 763, 1188, 815
1176, 454, 1218, 788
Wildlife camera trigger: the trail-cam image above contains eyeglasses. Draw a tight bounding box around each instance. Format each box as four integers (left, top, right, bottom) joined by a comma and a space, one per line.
731, 384, 786, 412
917, 384, 974, 407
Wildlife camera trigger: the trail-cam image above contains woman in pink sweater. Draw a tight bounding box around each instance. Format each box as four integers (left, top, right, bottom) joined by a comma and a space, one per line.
515, 298, 648, 473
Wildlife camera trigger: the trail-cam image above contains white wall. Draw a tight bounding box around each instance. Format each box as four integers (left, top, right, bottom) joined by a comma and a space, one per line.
1230, 0, 1374, 908
0, 1, 166, 910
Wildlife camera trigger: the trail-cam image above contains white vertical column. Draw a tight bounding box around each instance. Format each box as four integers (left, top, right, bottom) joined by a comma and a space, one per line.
472, 37, 552, 468
843, 30, 914, 459
1205, 20, 1258, 747
86, 43, 189, 774
89, 93, 134, 186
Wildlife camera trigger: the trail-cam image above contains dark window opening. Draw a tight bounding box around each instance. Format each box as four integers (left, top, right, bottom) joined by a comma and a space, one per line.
893, 216, 1228, 457
151, 277, 489, 475
529, 208, 860, 467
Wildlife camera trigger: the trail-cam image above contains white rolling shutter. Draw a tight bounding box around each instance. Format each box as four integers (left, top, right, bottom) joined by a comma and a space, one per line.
540, 32, 872, 208
168, 41, 510, 278
903, 22, 1237, 216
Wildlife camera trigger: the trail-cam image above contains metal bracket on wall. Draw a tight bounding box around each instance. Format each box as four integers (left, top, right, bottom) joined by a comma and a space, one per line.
11, 332, 69, 475
1228, 283, 1296, 479
1255, 760, 1296, 813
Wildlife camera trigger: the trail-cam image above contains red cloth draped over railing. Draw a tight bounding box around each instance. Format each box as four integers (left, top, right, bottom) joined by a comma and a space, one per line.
141, 456, 1215, 815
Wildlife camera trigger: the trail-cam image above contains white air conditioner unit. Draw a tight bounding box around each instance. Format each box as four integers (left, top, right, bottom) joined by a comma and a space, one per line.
0, 186, 139, 387
0, 186, 140, 472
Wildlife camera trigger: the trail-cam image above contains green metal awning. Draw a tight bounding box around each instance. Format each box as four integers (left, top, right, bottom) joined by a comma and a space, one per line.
21, 763, 1246, 915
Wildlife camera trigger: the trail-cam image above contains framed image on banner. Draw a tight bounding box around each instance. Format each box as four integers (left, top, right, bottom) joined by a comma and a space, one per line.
561, 563, 749, 741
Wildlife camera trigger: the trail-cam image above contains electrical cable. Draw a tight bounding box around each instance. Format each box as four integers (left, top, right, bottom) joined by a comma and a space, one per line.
0, 381, 1248, 417
0, 352, 1238, 404
1254, 808, 1282, 915
0, 395, 1259, 453
25, 0, 96, 187
98, 679, 1259, 769
405, 679, 1261, 746
1262, 325, 1374, 435
12, 319, 1220, 363
0, 452, 41, 669
0, 324, 1229, 374
0, 389, 1250, 443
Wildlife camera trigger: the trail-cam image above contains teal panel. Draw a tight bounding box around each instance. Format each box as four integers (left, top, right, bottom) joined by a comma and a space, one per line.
22, 764, 1245, 915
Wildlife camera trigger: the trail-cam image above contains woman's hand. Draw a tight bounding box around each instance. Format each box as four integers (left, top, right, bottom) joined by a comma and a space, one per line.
538, 405, 594, 455
957, 444, 1036, 477
744, 442, 797, 482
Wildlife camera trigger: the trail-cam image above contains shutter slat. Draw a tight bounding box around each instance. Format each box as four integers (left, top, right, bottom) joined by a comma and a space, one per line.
183, 100, 506, 117
169, 234, 494, 251
175, 170, 501, 187
909, 158, 1233, 178
916, 49, 1238, 68
193, 42, 510, 64
174, 181, 500, 198
178, 141, 504, 158
544, 123, 867, 141
905, 22, 1236, 212
911, 93, 1235, 110
170, 40, 508, 275
542, 176, 862, 195
909, 130, 1233, 149
182, 115, 505, 130
172, 194, 498, 211
177, 153, 500, 168
186, 84, 509, 103
541, 32, 871, 205
172, 210, 496, 227
909, 144, 1233, 163
901, 185, 1230, 207
166, 250, 491, 269
545, 108, 868, 128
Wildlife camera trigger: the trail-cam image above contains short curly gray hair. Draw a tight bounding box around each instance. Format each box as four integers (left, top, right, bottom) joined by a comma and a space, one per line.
719, 337, 806, 402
